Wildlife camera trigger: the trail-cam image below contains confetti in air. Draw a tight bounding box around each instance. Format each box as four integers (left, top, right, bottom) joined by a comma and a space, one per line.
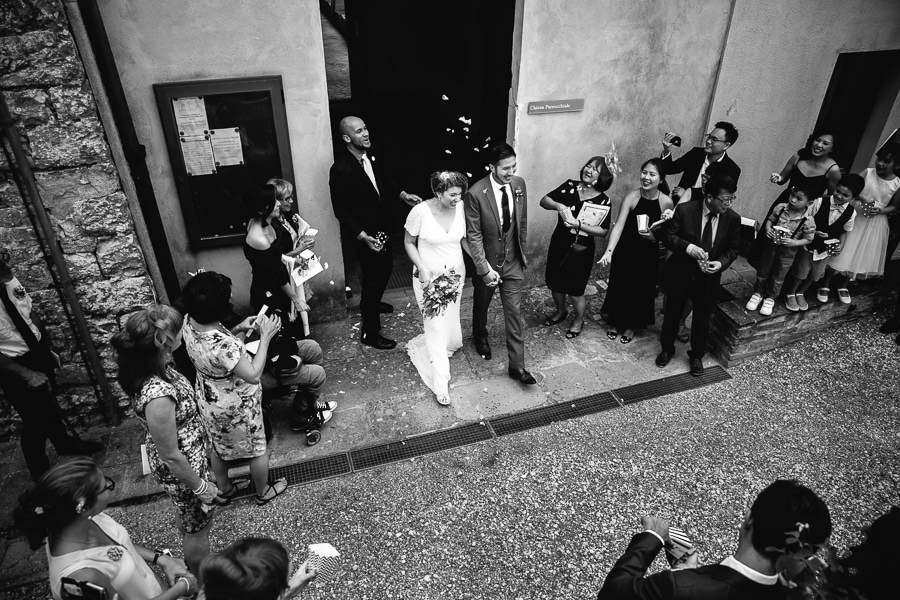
445, 149, 452, 154
466, 172, 472, 177
441, 94, 449, 100
323, 262, 329, 269
462, 127, 469, 132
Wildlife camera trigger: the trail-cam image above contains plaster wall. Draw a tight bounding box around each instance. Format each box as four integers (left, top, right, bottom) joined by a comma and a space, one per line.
709, 0, 900, 222
512, 0, 733, 282
96, 0, 342, 315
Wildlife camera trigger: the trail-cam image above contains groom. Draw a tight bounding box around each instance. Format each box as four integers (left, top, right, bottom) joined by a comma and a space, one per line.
465, 143, 536, 385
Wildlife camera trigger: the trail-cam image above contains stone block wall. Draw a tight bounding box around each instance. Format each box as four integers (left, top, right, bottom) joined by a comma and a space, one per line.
709, 275, 896, 366
0, 1, 156, 439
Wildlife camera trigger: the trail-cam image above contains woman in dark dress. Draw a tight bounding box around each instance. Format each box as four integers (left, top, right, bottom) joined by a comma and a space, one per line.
540, 156, 613, 338
764, 130, 840, 221
244, 184, 311, 340
599, 158, 674, 343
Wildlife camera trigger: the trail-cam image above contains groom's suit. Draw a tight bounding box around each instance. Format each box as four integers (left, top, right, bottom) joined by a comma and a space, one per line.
465, 174, 528, 370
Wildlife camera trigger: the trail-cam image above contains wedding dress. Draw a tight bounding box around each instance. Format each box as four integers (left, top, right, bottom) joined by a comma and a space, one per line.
404, 201, 466, 398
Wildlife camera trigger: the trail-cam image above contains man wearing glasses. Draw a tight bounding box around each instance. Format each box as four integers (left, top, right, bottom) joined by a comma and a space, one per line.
656, 173, 741, 376
661, 121, 741, 202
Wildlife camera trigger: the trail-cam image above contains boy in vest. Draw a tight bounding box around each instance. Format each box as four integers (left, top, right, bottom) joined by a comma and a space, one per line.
781, 174, 861, 311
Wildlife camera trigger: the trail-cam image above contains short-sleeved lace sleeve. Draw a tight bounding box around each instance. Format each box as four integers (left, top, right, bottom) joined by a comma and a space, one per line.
404, 202, 425, 237
134, 377, 177, 418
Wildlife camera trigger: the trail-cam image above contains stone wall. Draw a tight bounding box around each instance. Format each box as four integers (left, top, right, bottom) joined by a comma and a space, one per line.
709, 275, 897, 366
0, 0, 155, 438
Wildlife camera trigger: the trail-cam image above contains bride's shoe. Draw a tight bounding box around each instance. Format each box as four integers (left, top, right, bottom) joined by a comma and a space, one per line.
436, 393, 451, 406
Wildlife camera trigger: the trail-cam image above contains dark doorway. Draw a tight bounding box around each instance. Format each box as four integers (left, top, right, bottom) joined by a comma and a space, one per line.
816, 49, 900, 171
323, 0, 516, 294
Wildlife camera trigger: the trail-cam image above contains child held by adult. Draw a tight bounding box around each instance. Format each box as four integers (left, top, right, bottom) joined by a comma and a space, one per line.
781, 174, 862, 311
746, 184, 816, 316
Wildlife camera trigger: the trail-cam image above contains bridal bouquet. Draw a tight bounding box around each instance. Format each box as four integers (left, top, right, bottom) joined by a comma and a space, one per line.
421, 268, 462, 319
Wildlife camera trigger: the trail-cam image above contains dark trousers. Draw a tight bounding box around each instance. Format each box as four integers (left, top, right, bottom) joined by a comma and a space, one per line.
661, 282, 713, 359
0, 352, 75, 478
355, 239, 393, 335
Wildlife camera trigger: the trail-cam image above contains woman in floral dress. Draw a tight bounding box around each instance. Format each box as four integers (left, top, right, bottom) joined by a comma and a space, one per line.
112, 304, 227, 572
180, 271, 287, 506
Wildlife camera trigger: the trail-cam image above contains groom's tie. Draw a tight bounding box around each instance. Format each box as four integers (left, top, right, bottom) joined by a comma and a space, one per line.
500, 185, 511, 233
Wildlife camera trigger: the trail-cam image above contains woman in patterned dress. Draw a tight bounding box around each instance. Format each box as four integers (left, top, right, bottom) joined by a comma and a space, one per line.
112, 304, 227, 573
180, 272, 288, 506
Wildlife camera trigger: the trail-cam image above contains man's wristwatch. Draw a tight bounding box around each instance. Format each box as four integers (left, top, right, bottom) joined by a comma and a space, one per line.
152, 549, 172, 565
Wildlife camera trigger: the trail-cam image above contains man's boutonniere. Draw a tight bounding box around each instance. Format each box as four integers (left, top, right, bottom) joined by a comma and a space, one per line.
292, 213, 300, 226
514, 187, 524, 200
369, 154, 375, 162
12, 284, 27, 300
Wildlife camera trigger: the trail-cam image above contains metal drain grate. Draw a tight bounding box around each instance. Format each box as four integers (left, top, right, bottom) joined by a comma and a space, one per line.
491, 392, 619, 437
614, 365, 731, 405
271, 453, 351, 486
350, 422, 493, 470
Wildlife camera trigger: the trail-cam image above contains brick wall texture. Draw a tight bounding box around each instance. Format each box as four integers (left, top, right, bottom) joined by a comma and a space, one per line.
0, 0, 154, 438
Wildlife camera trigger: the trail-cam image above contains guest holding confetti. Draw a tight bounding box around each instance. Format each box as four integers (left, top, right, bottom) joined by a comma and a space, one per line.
540, 155, 615, 338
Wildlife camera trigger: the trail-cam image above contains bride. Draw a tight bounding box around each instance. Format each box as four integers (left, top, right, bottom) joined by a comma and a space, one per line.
404, 171, 471, 405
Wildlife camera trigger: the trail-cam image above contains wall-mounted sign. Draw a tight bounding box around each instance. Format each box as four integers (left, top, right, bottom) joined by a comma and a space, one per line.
527, 99, 584, 115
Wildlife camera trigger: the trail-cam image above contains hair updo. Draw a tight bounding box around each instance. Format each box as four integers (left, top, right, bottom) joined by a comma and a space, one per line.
111, 304, 183, 396
14, 457, 105, 550
429, 171, 468, 197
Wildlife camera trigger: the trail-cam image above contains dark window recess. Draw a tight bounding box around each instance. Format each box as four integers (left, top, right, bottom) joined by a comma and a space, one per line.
154, 76, 294, 249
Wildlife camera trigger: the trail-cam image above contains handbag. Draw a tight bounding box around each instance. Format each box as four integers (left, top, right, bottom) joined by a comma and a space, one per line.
558, 222, 590, 271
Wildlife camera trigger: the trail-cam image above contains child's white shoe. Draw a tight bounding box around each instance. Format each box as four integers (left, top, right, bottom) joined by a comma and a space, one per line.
837, 288, 851, 304
760, 298, 775, 316
816, 288, 830, 303
746, 293, 763, 311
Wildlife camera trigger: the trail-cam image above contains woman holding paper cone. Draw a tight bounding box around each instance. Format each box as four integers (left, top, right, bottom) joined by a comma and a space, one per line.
600, 158, 674, 343
244, 184, 310, 342
540, 156, 614, 338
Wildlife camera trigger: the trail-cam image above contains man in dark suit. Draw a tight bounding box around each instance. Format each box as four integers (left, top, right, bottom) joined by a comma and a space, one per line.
656, 173, 741, 375
465, 143, 535, 384
329, 116, 421, 349
661, 121, 741, 202
597, 479, 832, 600
0, 248, 102, 479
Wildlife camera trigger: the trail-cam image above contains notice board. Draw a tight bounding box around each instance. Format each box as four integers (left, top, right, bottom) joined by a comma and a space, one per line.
154, 76, 294, 249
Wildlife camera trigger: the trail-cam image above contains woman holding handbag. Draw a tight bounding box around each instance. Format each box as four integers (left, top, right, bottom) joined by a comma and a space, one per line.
540, 156, 614, 338
599, 158, 674, 343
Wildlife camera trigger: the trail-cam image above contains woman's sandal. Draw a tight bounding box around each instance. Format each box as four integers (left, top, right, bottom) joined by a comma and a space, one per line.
620, 334, 633, 344
436, 394, 451, 406
543, 311, 569, 326
606, 330, 618, 340
566, 327, 583, 339
255, 478, 288, 506
219, 479, 251, 504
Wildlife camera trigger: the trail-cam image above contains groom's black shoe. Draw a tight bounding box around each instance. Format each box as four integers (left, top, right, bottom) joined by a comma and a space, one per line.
378, 302, 394, 314
361, 331, 397, 350
508, 368, 536, 385
474, 338, 491, 360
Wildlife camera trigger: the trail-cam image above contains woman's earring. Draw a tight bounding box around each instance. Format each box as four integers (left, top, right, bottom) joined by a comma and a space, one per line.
75, 500, 86, 515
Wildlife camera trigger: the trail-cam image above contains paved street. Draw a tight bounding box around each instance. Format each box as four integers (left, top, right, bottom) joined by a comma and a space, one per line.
3, 315, 898, 599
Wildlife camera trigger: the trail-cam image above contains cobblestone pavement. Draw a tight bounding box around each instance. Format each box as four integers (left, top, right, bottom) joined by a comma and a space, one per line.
3, 315, 898, 599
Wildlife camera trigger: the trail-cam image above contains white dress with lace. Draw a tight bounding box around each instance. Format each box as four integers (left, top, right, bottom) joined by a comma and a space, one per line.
404, 201, 466, 397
